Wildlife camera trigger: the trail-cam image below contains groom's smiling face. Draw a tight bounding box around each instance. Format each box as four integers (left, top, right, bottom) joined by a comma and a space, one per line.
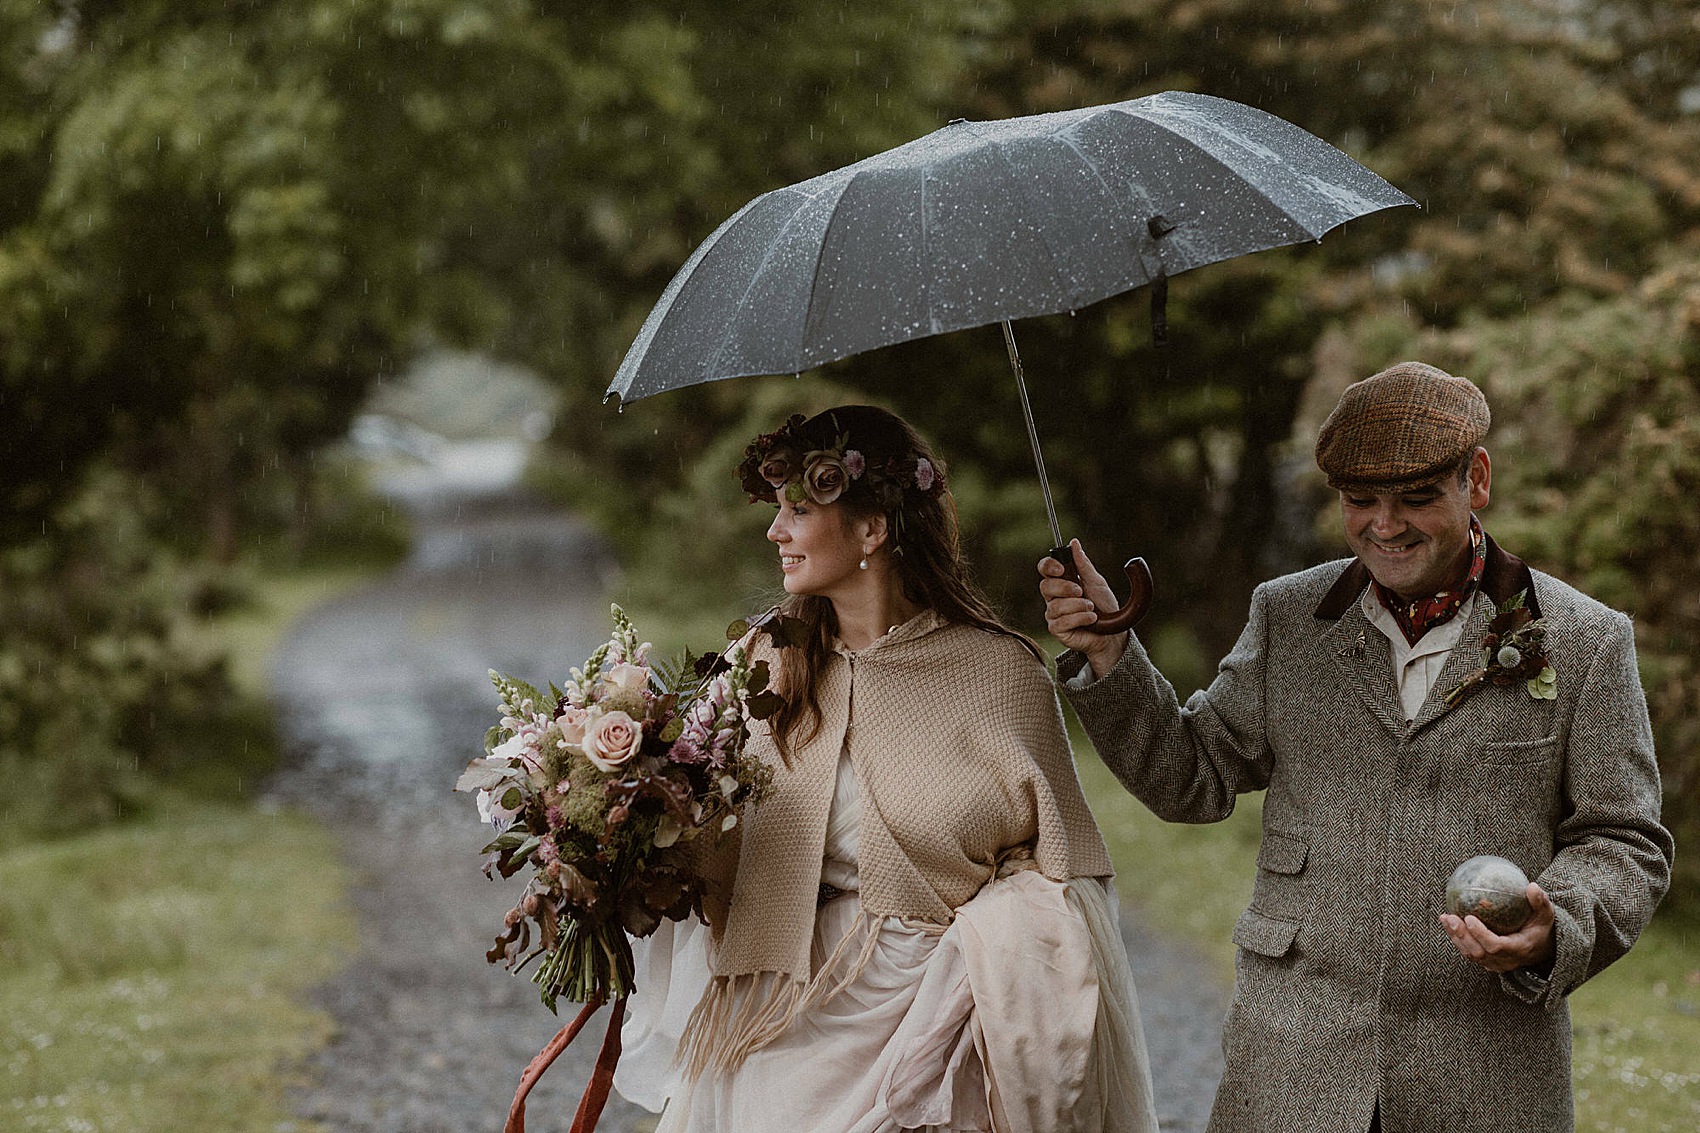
1339, 449, 1490, 602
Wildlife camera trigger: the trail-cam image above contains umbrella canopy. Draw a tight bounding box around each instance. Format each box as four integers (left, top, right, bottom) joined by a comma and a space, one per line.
607, 90, 1415, 403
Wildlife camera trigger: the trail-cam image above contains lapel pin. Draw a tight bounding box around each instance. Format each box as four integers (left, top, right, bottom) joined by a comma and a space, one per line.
1338, 629, 1367, 660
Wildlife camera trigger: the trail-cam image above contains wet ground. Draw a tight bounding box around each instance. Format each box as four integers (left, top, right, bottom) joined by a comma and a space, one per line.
264, 443, 1227, 1132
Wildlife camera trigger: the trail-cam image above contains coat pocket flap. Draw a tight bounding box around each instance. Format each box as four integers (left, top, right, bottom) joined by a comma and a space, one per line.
1232, 909, 1299, 958
1256, 831, 1309, 875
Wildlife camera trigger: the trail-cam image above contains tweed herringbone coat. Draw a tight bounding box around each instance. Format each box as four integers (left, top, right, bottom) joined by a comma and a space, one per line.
1061, 539, 1673, 1133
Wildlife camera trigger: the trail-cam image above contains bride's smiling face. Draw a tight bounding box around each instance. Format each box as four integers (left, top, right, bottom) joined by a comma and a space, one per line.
767, 496, 865, 599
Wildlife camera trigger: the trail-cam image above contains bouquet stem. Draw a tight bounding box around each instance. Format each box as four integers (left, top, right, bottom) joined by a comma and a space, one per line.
535, 919, 636, 1011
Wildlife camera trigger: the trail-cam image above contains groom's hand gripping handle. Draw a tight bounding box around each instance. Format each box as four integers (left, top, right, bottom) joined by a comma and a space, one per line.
1040, 540, 1152, 677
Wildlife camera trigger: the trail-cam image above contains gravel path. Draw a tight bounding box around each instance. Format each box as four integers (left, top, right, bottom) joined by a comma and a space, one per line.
265, 459, 1226, 1132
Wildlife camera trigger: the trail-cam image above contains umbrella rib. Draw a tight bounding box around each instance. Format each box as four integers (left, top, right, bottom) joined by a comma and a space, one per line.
917, 164, 933, 335
706, 178, 856, 379
796, 162, 935, 361
610, 193, 767, 399
1103, 104, 1354, 241
796, 168, 885, 364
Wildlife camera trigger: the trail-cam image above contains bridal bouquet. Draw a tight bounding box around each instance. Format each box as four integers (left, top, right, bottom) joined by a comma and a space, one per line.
457, 604, 784, 1012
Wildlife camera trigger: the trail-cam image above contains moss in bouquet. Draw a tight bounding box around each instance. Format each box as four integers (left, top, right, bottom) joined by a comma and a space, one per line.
0, 799, 352, 1131
599, 689, 647, 719
562, 750, 612, 836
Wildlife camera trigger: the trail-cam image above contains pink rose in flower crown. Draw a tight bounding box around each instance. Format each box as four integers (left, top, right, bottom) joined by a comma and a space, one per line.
843, 449, 865, 479
802, 451, 850, 504
914, 457, 936, 492
585, 710, 643, 772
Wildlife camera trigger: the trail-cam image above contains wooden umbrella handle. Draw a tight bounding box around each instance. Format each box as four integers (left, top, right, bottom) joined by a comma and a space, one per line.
1047, 546, 1154, 634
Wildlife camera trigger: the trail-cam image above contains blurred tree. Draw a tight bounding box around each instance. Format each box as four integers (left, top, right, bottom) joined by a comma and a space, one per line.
0, 0, 579, 557
0, 0, 637, 830
487, 1, 979, 549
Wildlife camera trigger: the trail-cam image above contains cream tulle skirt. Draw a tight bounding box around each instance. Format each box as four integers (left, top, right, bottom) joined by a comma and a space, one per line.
614, 870, 1159, 1133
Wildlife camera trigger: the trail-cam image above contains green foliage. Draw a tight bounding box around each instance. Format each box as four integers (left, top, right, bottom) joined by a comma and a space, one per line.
0, 472, 268, 850
0, 0, 564, 552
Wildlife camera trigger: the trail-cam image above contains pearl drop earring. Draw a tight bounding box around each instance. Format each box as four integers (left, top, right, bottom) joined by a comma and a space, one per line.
858, 556, 869, 571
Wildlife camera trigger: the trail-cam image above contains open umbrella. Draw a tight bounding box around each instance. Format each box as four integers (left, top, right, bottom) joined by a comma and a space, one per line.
606, 90, 1416, 628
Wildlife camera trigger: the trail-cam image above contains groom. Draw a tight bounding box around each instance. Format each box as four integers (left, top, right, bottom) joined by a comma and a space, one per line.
1039, 362, 1672, 1133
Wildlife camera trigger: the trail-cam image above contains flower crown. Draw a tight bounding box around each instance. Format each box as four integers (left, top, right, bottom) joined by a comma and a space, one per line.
736, 413, 944, 509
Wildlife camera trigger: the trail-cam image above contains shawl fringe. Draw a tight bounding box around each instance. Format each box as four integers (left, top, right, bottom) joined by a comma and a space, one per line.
676, 907, 892, 1079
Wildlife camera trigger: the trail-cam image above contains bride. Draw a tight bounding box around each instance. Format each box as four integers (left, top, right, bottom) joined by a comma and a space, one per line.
613, 405, 1159, 1133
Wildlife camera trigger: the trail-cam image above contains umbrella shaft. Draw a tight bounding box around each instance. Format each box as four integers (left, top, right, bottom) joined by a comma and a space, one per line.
1002, 320, 1063, 549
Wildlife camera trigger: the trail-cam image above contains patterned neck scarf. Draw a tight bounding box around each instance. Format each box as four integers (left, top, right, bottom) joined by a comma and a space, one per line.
1373, 515, 1486, 646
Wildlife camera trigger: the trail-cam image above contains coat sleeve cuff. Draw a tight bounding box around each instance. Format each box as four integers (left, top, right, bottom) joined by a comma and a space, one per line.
1498, 902, 1586, 1009
1056, 636, 1145, 704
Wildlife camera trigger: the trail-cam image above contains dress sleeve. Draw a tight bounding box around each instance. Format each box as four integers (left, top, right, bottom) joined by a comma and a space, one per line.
614, 916, 714, 1113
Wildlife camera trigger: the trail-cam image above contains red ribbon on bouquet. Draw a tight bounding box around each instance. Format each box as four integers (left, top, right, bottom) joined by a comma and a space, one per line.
503, 994, 628, 1133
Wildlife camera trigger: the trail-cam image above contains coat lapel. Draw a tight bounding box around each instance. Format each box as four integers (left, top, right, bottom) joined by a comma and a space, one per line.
1316, 562, 1408, 739
1406, 596, 1493, 735
1479, 534, 1540, 618
1311, 534, 1541, 739
1406, 536, 1540, 733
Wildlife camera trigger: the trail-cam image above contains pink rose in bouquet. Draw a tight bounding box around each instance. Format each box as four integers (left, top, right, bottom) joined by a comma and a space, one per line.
584, 710, 642, 772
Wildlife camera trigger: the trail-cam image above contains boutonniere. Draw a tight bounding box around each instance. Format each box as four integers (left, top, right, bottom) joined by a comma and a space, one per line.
1443, 590, 1556, 709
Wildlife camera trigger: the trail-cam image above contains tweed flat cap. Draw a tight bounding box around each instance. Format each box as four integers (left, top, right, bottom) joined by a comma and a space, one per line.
1315, 362, 1490, 492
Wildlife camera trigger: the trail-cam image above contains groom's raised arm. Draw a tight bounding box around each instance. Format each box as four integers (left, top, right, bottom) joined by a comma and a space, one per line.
1038, 541, 1273, 823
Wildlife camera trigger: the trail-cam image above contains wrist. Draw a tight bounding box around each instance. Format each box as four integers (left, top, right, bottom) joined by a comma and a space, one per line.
1086, 633, 1129, 679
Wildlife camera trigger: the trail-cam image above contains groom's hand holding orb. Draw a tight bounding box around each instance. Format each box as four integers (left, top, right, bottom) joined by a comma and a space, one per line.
1440, 855, 1556, 974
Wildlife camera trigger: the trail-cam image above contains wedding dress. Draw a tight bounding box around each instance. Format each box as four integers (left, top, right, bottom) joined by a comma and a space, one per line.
614, 751, 1160, 1133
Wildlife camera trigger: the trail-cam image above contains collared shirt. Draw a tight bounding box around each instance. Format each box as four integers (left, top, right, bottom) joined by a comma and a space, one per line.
1363, 585, 1484, 721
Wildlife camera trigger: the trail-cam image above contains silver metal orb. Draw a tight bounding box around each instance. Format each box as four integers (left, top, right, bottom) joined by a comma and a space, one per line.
1446, 854, 1533, 934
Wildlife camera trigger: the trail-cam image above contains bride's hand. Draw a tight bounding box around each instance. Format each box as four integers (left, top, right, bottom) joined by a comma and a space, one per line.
1037, 540, 1128, 679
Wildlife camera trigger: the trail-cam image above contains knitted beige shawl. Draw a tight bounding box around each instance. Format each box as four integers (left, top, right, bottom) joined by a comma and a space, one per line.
679, 610, 1113, 1074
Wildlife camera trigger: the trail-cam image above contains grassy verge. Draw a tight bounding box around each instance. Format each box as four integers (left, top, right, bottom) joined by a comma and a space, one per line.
0, 804, 353, 1132
1070, 721, 1700, 1132
0, 559, 379, 1132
